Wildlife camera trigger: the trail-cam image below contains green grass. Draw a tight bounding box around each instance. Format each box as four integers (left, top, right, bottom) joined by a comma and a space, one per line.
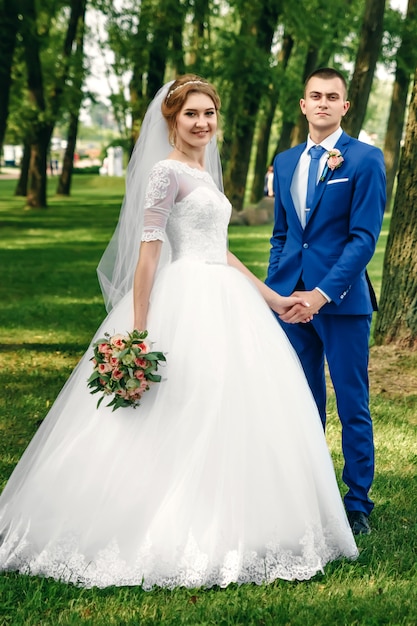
0, 177, 416, 625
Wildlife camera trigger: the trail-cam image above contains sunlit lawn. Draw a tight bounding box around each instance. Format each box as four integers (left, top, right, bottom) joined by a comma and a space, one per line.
0, 175, 416, 625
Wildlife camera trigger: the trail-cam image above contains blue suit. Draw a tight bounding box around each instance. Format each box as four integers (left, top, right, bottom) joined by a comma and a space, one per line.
266, 131, 385, 515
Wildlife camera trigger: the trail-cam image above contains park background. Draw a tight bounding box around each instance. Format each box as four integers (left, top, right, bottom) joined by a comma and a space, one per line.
1, 0, 417, 623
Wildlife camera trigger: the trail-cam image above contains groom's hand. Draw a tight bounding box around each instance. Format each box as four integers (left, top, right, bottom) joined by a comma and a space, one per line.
279, 289, 327, 324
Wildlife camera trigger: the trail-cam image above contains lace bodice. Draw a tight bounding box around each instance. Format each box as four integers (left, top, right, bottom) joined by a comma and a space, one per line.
142, 160, 231, 264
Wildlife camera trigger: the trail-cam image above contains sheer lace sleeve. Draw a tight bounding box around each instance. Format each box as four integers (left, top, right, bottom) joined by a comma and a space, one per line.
141, 162, 179, 242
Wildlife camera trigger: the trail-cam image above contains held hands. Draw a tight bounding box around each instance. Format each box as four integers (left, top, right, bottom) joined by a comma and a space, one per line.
278, 289, 327, 324
271, 294, 313, 323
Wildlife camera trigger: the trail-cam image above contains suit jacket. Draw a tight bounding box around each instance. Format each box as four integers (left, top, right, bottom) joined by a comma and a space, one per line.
266, 131, 386, 315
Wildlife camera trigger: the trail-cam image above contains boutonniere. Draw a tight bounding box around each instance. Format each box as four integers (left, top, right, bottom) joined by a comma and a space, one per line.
320, 149, 344, 181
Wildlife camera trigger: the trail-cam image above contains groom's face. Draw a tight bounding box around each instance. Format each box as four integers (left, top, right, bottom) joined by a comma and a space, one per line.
300, 76, 350, 138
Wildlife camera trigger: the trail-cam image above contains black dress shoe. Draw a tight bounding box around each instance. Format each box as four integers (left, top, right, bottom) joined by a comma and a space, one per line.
347, 511, 371, 535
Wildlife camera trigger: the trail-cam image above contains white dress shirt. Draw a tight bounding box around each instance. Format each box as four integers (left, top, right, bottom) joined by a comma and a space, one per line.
290, 127, 343, 228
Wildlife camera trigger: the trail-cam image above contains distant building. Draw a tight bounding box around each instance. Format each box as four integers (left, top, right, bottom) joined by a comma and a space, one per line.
1, 145, 23, 167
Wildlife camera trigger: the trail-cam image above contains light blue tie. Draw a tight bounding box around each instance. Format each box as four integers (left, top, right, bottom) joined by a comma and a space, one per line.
305, 145, 325, 224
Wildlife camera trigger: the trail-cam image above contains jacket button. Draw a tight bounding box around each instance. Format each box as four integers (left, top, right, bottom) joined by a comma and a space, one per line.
303, 243, 309, 249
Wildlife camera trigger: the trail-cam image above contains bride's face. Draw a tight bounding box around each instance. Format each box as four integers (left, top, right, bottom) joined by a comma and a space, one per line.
174, 93, 217, 150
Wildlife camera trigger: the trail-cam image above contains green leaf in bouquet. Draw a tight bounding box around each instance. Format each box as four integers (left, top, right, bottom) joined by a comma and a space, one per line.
87, 370, 101, 383
147, 373, 162, 383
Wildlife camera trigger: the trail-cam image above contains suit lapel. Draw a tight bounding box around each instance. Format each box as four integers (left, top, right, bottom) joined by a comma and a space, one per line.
281, 144, 305, 227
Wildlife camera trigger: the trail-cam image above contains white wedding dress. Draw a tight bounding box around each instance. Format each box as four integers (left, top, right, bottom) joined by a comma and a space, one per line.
0, 160, 358, 589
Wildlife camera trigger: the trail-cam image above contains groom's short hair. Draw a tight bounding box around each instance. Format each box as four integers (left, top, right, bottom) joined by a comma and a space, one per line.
304, 67, 348, 99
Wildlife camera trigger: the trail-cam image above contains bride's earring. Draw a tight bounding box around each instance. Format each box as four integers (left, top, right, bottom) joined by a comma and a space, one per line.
169, 128, 176, 148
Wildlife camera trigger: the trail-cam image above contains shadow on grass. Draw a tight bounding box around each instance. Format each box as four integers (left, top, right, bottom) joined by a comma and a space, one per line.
0, 343, 87, 354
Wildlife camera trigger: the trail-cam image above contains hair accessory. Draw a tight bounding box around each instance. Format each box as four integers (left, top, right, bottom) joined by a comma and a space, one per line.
166, 80, 206, 100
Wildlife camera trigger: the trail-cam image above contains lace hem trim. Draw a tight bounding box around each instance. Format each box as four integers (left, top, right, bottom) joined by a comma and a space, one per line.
1, 523, 358, 590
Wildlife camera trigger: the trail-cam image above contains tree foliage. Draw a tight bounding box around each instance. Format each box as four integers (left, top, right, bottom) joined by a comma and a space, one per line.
343, 0, 387, 138
1, 0, 415, 217
6, 0, 87, 207
383, 0, 417, 211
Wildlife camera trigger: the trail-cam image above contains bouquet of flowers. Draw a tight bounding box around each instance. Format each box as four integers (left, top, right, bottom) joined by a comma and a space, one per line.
87, 329, 166, 411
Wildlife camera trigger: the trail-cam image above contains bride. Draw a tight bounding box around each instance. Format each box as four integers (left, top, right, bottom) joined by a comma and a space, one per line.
0, 75, 358, 589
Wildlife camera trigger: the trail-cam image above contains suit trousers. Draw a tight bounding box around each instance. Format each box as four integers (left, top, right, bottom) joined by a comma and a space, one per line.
278, 313, 374, 515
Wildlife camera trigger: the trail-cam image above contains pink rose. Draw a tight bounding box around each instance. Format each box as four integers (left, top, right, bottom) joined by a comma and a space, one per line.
98, 362, 112, 374
128, 389, 142, 399
138, 342, 149, 353
112, 368, 124, 380
98, 343, 111, 354
134, 369, 145, 380
110, 356, 119, 367
110, 334, 126, 349
135, 357, 148, 368
327, 149, 344, 171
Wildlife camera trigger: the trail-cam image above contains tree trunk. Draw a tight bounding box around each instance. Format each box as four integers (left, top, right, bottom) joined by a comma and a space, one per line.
249, 101, 278, 204
189, 0, 210, 71
273, 120, 294, 156
250, 34, 294, 203
128, 0, 153, 149
383, 0, 417, 211
129, 0, 182, 148
146, 0, 185, 100
57, 111, 79, 195
57, 0, 87, 196
20, 0, 49, 207
290, 47, 320, 146
170, 0, 185, 75
374, 66, 417, 348
271, 46, 319, 159
291, 113, 309, 147
20, 0, 86, 207
223, 0, 283, 211
0, 0, 19, 159
343, 0, 386, 138
27, 128, 51, 208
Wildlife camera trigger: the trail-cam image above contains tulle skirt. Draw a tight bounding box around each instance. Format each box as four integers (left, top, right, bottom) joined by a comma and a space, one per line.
0, 258, 358, 588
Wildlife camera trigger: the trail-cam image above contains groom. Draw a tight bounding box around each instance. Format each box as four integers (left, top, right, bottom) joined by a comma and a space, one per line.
266, 67, 385, 535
